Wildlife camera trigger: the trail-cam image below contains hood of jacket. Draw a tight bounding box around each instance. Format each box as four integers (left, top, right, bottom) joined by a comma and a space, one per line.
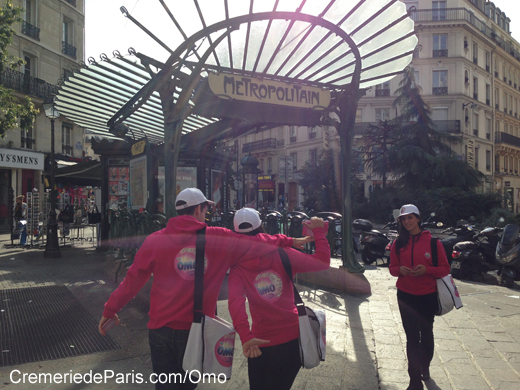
164, 215, 207, 246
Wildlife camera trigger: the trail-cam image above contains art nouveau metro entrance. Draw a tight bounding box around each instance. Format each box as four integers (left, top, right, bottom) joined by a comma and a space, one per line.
55, 0, 418, 272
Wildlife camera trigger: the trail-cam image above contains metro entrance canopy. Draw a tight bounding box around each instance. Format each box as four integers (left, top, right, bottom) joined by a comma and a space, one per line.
55, 0, 417, 271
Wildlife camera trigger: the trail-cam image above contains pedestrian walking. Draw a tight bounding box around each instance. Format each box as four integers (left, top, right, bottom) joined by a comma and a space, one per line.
388, 204, 450, 390
13, 195, 27, 245
98, 188, 310, 390
228, 208, 330, 390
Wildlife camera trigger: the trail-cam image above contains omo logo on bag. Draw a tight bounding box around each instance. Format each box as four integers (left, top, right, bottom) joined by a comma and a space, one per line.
175, 247, 207, 280
450, 275, 461, 297
215, 332, 235, 367
254, 271, 283, 302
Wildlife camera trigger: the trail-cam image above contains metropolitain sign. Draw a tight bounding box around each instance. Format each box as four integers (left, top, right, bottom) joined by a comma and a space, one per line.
208, 73, 331, 110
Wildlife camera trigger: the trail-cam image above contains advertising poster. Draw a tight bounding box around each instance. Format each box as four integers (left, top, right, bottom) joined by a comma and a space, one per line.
211, 170, 223, 212
130, 155, 147, 210
158, 166, 197, 203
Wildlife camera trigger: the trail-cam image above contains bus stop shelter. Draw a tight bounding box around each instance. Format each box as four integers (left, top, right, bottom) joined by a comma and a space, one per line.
54, 0, 417, 272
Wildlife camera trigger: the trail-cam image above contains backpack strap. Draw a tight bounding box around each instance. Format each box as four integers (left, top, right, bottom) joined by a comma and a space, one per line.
279, 248, 306, 316
193, 227, 207, 323
431, 237, 438, 267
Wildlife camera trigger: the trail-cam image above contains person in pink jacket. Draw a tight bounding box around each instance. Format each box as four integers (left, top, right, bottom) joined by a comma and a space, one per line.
389, 204, 450, 390
228, 208, 330, 390
98, 189, 310, 390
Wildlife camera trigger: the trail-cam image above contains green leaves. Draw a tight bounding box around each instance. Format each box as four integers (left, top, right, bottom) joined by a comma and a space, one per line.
0, 3, 37, 137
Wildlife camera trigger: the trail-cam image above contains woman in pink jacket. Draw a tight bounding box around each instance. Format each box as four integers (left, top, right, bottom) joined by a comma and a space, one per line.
228, 208, 330, 390
389, 204, 450, 390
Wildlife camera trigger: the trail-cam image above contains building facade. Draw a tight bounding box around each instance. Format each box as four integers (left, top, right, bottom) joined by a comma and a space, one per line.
0, 0, 87, 231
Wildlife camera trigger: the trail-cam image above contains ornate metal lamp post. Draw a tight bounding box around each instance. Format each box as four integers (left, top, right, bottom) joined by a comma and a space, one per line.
43, 97, 61, 258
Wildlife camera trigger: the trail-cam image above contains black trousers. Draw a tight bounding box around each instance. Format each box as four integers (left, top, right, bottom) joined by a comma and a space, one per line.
248, 338, 301, 390
149, 328, 197, 390
397, 290, 438, 387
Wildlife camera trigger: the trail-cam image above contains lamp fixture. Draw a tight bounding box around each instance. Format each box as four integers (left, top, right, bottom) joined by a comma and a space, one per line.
462, 102, 478, 110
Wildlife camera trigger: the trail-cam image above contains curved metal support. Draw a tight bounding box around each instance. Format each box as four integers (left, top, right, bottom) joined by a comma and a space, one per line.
164, 27, 238, 219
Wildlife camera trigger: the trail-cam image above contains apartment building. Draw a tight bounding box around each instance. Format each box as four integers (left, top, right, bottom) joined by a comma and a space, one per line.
0, 0, 87, 230
235, 0, 520, 213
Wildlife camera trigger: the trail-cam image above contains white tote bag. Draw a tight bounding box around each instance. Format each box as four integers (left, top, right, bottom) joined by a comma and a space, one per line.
298, 306, 326, 368
279, 249, 326, 369
183, 315, 236, 379
436, 274, 463, 316
430, 238, 463, 316
182, 228, 236, 379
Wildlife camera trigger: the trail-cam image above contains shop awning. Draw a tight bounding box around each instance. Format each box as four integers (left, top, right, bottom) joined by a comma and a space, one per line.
55, 160, 102, 186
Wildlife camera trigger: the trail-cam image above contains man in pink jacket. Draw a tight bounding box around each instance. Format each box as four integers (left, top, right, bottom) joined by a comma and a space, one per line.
228, 209, 330, 390
99, 188, 309, 390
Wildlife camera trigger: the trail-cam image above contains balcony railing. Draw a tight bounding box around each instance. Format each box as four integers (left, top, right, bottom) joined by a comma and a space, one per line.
354, 120, 461, 135
242, 138, 277, 153
0, 68, 58, 99
486, 99, 490, 106
495, 132, 520, 148
62, 41, 77, 58
290, 136, 296, 143
375, 89, 390, 97
22, 21, 40, 41
65, 0, 76, 6
473, 58, 478, 65
309, 132, 317, 140
433, 87, 448, 95
433, 49, 448, 58
473, 93, 478, 100
411, 8, 520, 64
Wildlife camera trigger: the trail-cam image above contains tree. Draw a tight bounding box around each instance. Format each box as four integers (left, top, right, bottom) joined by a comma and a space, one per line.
389, 67, 480, 190
0, 3, 37, 137
300, 148, 341, 212
358, 119, 401, 189
300, 148, 363, 213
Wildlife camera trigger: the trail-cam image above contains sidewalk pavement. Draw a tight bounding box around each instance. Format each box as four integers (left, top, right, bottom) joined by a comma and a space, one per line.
0, 236, 520, 389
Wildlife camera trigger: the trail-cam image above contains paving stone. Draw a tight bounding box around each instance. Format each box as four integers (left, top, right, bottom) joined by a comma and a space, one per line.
491, 342, 520, 353
474, 357, 512, 370
449, 373, 491, 390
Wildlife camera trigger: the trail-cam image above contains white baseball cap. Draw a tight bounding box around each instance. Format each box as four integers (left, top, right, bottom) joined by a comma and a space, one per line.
175, 188, 215, 210
234, 208, 262, 233
399, 204, 420, 217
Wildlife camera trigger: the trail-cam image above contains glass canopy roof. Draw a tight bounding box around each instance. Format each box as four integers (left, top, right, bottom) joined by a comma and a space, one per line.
55, 0, 417, 143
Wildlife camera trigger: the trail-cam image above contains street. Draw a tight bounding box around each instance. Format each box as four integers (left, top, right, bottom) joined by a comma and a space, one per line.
0, 235, 519, 390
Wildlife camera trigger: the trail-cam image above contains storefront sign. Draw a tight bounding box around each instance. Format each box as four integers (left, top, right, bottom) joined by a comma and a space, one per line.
131, 140, 147, 156
208, 73, 331, 110
0, 148, 44, 170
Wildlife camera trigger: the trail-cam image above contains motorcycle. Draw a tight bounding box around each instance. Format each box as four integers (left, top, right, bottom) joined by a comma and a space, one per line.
451, 224, 504, 280
439, 222, 478, 265
495, 224, 520, 288
354, 219, 391, 265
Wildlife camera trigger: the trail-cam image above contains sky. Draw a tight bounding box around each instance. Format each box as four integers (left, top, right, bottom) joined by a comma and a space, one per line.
84, 0, 520, 63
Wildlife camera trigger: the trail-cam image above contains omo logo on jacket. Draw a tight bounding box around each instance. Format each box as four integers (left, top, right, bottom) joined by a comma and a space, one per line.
175, 247, 207, 280
254, 271, 283, 302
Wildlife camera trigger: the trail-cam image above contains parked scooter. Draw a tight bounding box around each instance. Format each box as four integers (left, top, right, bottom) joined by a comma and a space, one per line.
495, 224, 520, 288
439, 221, 478, 265
354, 219, 391, 265
451, 223, 504, 280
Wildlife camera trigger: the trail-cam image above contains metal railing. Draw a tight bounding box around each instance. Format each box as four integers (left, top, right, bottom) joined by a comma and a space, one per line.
0, 68, 58, 99
433, 87, 448, 95
61, 145, 73, 155
22, 21, 40, 40
65, 0, 77, 6
354, 120, 460, 135
433, 49, 448, 58
495, 132, 520, 148
375, 89, 390, 97
62, 41, 77, 58
411, 8, 520, 64
21, 137, 35, 149
242, 138, 277, 153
